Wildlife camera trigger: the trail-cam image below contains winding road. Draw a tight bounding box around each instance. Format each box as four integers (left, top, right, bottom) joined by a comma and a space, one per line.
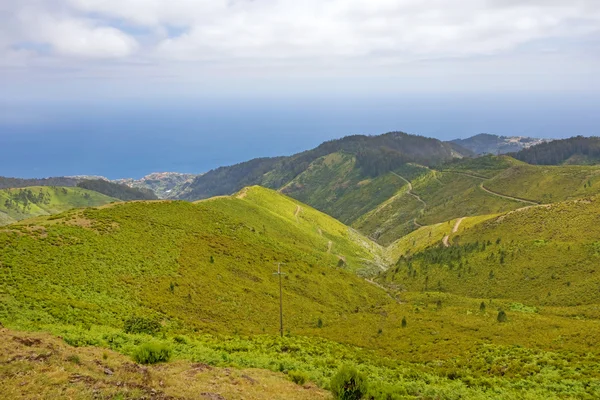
442, 171, 540, 206
442, 217, 465, 247
390, 172, 427, 228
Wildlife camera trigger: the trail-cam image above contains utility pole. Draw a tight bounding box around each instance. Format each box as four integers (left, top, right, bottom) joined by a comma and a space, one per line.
273, 262, 286, 337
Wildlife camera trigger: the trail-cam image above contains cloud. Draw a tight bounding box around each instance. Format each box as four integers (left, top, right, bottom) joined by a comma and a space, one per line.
0, 0, 599, 92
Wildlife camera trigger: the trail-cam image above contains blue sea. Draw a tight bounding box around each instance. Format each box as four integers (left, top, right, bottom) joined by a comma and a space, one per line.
1, 93, 598, 179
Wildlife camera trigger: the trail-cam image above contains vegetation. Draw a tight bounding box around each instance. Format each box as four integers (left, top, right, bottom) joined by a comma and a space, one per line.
8, 133, 600, 398
485, 163, 600, 204
4, 186, 600, 398
181, 131, 464, 202
512, 135, 600, 165
330, 365, 368, 400
77, 179, 158, 201
133, 342, 172, 364
0, 186, 117, 226
1, 328, 329, 399
0, 176, 79, 189
382, 194, 600, 305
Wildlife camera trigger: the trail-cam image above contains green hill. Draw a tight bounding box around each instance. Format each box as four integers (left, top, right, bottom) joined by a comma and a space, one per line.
0, 186, 387, 336
381, 194, 600, 306
181, 132, 466, 202
512, 136, 600, 165
0, 186, 117, 226
4, 188, 600, 398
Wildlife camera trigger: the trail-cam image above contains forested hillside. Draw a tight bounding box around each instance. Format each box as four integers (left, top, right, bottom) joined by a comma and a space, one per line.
77, 179, 158, 201
0, 176, 79, 189
181, 132, 467, 201
512, 136, 600, 165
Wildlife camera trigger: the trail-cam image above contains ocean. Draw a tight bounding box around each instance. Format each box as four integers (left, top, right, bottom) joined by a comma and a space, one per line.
1, 93, 598, 179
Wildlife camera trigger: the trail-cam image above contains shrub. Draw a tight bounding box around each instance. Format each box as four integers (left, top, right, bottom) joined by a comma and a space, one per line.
497, 310, 508, 323
317, 318, 323, 328
133, 342, 171, 364
401, 317, 407, 328
123, 316, 161, 335
330, 364, 368, 400
288, 370, 309, 385
480, 302, 486, 312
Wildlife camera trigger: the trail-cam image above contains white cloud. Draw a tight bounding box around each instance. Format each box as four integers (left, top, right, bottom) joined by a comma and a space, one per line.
36, 17, 138, 58
0, 0, 599, 92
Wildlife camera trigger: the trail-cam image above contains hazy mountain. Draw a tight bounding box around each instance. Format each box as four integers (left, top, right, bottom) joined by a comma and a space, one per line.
450, 133, 549, 155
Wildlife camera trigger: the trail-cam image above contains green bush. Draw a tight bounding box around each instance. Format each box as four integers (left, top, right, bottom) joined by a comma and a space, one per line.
288, 370, 309, 385
330, 364, 369, 400
497, 310, 508, 323
123, 316, 161, 335
133, 342, 171, 364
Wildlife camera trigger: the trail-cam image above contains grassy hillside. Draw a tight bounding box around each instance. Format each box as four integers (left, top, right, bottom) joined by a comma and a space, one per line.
0, 186, 117, 226
0, 186, 387, 337
381, 195, 600, 306
1, 327, 329, 400
485, 163, 600, 204
4, 188, 600, 398
280, 152, 408, 225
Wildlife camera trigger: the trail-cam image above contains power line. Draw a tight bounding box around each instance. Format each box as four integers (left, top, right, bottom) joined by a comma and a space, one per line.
272, 262, 286, 337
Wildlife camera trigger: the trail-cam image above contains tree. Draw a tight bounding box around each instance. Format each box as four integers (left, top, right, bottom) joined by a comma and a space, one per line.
480, 302, 486, 312
401, 317, 407, 328
497, 310, 508, 323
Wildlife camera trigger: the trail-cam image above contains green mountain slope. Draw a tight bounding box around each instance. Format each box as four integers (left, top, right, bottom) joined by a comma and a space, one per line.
0, 186, 387, 336
0, 186, 117, 226
77, 179, 158, 201
4, 188, 600, 398
181, 132, 465, 203
381, 195, 600, 306
280, 152, 409, 224
512, 135, 600, 165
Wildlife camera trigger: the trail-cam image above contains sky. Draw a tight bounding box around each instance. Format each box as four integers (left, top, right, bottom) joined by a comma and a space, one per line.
1, 1, 600, 178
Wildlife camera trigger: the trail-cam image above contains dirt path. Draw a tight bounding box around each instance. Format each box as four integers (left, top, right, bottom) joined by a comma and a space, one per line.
365, 279, 402, 303
390, 172, 427, 227
478, 183, 539, 205
442, 217, 465, 247
327, 240, 333, 253
294, 205, 302, 223
441, 170, 540, 206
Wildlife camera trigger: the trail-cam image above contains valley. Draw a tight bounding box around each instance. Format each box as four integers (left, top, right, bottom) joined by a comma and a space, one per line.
2, 133, 600, 399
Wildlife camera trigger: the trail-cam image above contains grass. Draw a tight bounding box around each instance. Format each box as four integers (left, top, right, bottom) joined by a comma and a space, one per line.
381, 194, 600, 306
281, 152, 408, 225
0, 186, 117, 226
5, 187, 600, 398
486, 163, 600, 203
0, 327, 329, 399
